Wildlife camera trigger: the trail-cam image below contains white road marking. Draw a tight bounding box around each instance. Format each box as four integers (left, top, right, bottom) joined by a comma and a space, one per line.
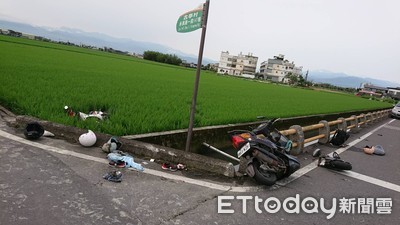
333, 170, 400, 193
276, 119, 396, 186
383, 125, 400, 131
0, 129, 260, 193
0, 119, 396, 193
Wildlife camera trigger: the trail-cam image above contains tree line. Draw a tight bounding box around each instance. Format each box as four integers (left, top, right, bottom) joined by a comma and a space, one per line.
143, 51, 182, 66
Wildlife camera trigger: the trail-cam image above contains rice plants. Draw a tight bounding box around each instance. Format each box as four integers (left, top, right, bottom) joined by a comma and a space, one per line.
0, 35, 391, 135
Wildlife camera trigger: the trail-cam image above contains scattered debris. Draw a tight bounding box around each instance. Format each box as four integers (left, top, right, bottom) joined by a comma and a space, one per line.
43, 130, 55, 137
103, 170, 123, 183
162, 163, 177, 171
316, 151, 352, 170
101, 136, 122, 153
64, 105, 108, 120
64, 106, 76, 117
161, 163, 186, 172
79, 130, 97, 147
177, 163, 186, 170
79, 111, 107, 121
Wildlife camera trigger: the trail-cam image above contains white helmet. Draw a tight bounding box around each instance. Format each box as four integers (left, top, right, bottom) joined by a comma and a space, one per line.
79, 130, 97, 147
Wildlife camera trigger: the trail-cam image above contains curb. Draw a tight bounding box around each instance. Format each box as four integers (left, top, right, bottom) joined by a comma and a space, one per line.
15, 115, 236, 177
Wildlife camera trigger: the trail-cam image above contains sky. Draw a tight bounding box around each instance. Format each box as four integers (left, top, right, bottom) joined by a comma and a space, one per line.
1, 0, 399, 83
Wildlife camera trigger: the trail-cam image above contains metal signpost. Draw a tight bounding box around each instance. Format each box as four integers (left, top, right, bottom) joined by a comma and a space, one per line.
176, 0, 210, 152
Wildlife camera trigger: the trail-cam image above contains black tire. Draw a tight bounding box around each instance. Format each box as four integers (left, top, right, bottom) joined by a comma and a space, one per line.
329, 160, 352, 170
252, 159, 277, 186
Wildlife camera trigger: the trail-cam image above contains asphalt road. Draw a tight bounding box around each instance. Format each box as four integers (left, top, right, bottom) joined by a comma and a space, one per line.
0, 116, 399, 225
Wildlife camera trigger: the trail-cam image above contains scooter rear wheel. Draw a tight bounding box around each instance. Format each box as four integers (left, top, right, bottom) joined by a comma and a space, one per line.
252, 159, 277, 186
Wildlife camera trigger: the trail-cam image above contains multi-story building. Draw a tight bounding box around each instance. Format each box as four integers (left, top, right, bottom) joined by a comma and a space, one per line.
217, 51, 258, 76
387, 87, 400, 100
259, 54, 303, 83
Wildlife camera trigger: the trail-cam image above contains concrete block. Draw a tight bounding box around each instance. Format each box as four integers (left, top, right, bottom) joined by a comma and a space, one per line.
318, 120, 330, 144
289, 125, 304, 155
337, 117, 347, 131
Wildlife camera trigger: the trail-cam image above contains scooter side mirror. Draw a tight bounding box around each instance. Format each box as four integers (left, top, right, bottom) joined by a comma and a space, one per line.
312, 149, 321, 157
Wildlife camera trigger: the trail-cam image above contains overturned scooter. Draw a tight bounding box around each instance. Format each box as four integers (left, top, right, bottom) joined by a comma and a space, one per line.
312, 149, 352, 170
228, 119, 300, 186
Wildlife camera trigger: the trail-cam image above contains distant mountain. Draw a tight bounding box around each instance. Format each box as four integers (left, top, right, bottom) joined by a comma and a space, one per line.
307, 70, 400, 89
0, 20, 216, 65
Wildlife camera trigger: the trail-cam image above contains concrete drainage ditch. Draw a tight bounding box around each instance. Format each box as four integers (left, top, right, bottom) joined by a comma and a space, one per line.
6, 107, 391, 178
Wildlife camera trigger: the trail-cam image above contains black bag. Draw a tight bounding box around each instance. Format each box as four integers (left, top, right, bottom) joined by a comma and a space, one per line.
330, 129, 350, 146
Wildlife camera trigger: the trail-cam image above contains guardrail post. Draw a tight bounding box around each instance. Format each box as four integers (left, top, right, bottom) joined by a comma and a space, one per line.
376, 111, 381, 120
318, 120, 330, 144
289, 125, 304, 155
350, 115, 360, 133
337, 117, 347, 130
366, 113, 372, 125
371, 112, 377, 122
360, 113, 367, 127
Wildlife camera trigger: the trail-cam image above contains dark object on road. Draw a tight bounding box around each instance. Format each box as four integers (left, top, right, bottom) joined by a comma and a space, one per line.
330, 129, 350, 146
317, 151, 352, 170
103, 171, 123, 182
24, 122, 44, 140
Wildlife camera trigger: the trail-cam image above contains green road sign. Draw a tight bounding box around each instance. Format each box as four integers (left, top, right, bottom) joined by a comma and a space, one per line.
176, 8, 203, 33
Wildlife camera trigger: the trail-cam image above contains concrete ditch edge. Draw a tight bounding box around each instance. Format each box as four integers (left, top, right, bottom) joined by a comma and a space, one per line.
14, 116, 235, 177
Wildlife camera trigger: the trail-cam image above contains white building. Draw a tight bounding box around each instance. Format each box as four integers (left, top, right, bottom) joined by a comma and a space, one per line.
259, 54, 303, 83
217, 51, 258, 77
387, 87, 400, 100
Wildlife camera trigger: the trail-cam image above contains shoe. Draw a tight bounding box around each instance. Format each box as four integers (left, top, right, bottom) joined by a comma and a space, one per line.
116, 160, 126, 168
103, 171, 122, 182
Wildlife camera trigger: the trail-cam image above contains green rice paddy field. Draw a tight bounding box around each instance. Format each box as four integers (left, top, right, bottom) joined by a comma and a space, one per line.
0, 35, 391, 135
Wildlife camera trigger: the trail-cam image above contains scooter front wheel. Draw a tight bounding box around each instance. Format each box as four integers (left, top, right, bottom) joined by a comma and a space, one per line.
252, 159, 277, 186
